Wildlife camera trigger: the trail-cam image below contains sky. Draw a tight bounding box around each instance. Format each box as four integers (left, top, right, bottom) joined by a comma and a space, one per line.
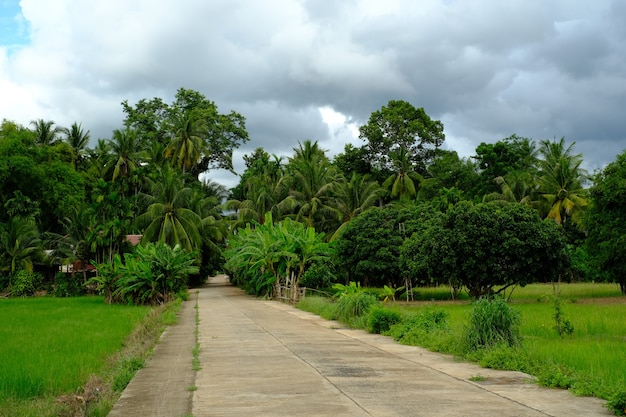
1, 0, 625, 188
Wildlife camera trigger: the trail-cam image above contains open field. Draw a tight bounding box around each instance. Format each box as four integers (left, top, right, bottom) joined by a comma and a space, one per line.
0, 296, 150, 415
299, 282, 626, 405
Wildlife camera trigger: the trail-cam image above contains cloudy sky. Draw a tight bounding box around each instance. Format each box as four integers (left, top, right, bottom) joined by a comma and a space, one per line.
1, 0, 625, 188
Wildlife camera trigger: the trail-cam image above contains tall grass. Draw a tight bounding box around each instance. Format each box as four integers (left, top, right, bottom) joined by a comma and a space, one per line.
0, 296, 148, 401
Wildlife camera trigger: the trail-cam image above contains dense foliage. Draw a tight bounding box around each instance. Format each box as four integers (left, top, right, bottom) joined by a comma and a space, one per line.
585, 151, 626, 295
0, 92, 624, 301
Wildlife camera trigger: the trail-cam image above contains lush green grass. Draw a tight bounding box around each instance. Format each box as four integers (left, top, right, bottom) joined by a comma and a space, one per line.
0, 296, 148, 401
297, 283, 626, 406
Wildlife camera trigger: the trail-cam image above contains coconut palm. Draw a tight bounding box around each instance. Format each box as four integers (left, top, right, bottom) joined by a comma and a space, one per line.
0, 217, 42, 274
329, 173, 385, 241
63, 122, 91, 168
483, 170, 538, 207
136, 166, 203, 252
538, 138, 589, 225
279, 141, 340, 231
225, 153, 285, 228
30, 119, 65, 146
109, 128, 144, 182
165, 109, 205, 175
382, 147, 423, 202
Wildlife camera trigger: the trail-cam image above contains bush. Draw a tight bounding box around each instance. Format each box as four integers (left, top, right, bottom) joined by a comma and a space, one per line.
10, 270, 42, 296
54, 273, 84, 297
465, 297, 521, 351
608, 391, 626, 416
300, 262, 337, 289
367, 307, 402, 334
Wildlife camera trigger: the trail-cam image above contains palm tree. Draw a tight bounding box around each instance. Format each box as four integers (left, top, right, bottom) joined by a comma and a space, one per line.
537, 138, 589, 225
382, 147, 423, 202
0, 217, 42, 274
483, 170, 538, 207
64, 122, 91, 168
225, 153, 286, 228
136, 166, 203, 252
30, 119, 65, 146
165, 109, 205, 175
109, 128, 144, 182
330, 173, 385, 241
279, 141, 340, 231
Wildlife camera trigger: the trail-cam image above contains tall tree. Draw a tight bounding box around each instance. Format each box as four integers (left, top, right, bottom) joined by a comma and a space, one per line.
165, 108, 205, 174
63, 122, 91, 168
585, 151, 626, 295
537, 138, 588, 226
136, 166, 203, 252
280, 141, 340, 231
330, 173, 385, 241
122, 88, 249, 178
472, 135, 538, 197
30, 119, 65, 146
359, 100, 445, 175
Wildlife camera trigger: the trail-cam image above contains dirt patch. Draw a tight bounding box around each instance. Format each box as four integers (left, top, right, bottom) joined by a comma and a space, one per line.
55, 376, 107, 417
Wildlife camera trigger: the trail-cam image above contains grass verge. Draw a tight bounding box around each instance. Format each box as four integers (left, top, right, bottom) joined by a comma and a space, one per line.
297, 283, 626, 414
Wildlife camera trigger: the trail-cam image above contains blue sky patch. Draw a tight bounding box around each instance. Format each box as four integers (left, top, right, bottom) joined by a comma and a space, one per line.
0, 0, 30, 51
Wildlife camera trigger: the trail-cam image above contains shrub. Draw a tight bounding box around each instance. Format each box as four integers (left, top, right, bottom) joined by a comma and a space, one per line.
367, 307, 402, 334
465, 297, 521, 351
53, 273, 84, 297
607, 391, 626, 416
10, 270, 42, 296
300, 262, 337, 289
92, 242, 199, 305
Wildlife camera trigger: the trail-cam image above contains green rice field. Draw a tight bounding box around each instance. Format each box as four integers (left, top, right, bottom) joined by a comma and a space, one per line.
0, 296, 149, 402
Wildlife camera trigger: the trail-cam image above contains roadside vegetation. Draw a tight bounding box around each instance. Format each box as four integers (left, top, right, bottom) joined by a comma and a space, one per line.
297, 283, 626, 415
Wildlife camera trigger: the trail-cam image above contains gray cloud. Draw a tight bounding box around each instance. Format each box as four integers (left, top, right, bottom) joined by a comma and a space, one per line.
1, 0, 625, 190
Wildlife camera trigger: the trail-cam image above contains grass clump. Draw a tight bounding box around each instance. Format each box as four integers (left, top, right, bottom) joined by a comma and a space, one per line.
465, 297, 521, 351
367, 307, 402, 334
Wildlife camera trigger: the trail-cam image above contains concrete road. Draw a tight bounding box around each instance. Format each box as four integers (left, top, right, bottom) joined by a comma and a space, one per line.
191, 276, 610, 417
108, 276, 610, 416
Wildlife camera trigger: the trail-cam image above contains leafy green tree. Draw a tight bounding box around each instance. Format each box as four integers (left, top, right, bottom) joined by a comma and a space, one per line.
335, 207, 404, 287
359, 100, 445, 174
403, 201, 568, 298
63, 122, 91, 169
226, 148, 286, 227
472, 135, 538, 197
109, 127, 145, 183
585, 151, 626, 295
418, 150, 480, 201
122, 88, 249, 177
